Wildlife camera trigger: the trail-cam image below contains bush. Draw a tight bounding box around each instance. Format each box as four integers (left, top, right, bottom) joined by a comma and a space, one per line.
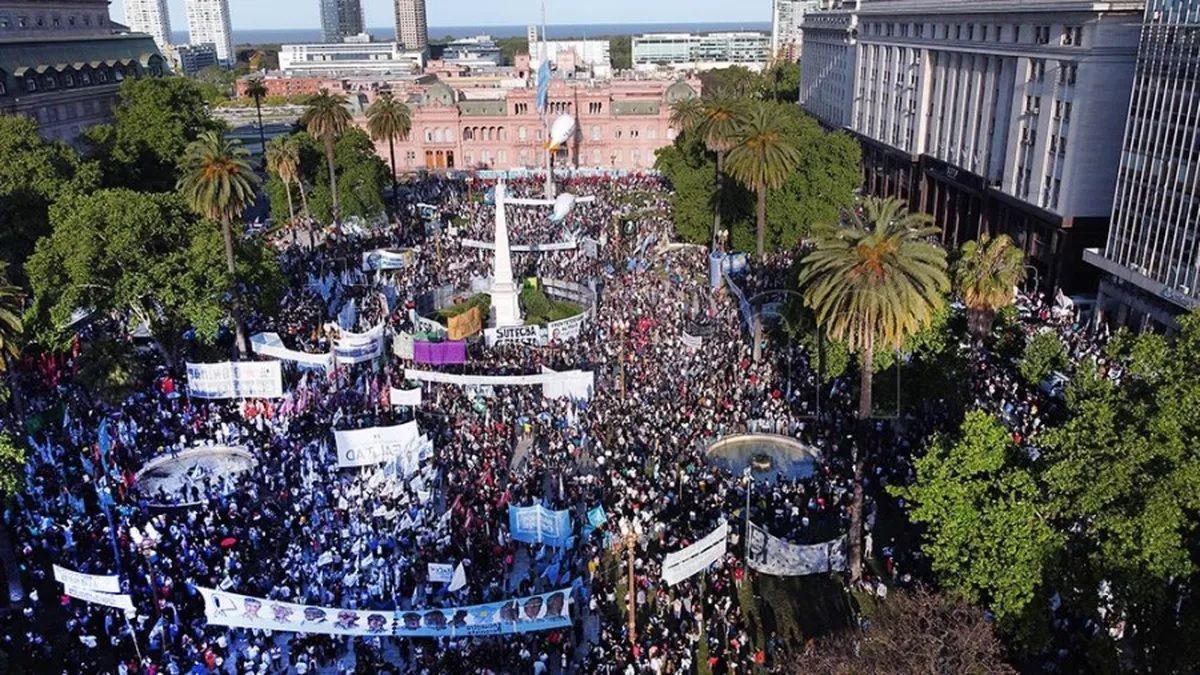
438, 293, 490, 322
520, 282, 581, 326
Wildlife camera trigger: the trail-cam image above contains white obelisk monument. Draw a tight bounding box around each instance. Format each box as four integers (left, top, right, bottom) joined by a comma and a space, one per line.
490, 179, 522, 327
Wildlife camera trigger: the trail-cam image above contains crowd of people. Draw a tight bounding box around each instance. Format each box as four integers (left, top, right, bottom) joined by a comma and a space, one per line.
0, 171, 1111, 674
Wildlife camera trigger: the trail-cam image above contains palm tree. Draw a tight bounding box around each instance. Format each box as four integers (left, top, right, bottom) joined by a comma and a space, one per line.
798, 196, 950, 582
365, 91, 412, 216
668, 97, 704, 137
177, 131, 261, 357
955, 234, 1027, 338
244, 78, 269, 164
695, 99, 745, 251
724, 101, 802, 257
266, 137, 299, 225
300, 90, 352, 225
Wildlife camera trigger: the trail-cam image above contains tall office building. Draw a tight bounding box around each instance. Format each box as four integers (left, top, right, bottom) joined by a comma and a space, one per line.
1086, 0, 1200, 330
772, 0, 820, 61
321, 0, 364, 43
123, 0, 173, 56
799, 0, 859, 129
393, 0, 428, 51
185, 0, 234, 67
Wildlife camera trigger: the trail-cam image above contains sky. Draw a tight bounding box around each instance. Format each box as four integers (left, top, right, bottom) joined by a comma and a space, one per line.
109, 0, 770, 30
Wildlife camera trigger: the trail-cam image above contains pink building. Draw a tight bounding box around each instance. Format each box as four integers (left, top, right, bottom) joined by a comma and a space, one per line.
362, 77, 701, 172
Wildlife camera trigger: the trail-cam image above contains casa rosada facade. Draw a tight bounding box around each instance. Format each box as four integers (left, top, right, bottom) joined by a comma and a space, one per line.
361, 77, 702, 173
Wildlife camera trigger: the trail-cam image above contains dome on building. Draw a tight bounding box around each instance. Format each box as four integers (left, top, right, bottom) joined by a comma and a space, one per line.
423, 81, 458, 107
664, 80, 698, 104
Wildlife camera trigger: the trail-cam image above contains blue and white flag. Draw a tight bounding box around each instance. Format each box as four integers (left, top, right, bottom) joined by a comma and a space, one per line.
509, 504, 572, 548
587, 506, 607, 530
536, 59, 552, 114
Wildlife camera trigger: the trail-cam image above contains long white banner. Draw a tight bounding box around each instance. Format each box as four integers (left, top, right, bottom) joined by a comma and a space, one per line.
460, 239, 577, 252
186, 362, 284, 399
333, 422, 421, 469
389, 387, 422, 407
546, 314, 586, 343
53, 565, 120, 594
661, 521, 728, 586
251, 333, 334, 370
485, 325, 547, 347
404, 368, 594, 400
198, 586, 572, 638
62, 583, 135, 612
334, 324, 386, 365
746, 522, 847, 576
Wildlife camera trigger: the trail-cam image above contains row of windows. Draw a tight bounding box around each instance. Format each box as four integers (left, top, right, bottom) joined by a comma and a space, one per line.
422, 124, 668, 144
1, 63, 159, 98
0, 11, 107, 31
863, 20, 1085, 48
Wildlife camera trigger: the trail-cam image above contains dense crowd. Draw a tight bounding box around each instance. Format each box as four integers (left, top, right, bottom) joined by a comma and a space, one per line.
0, 172, 1108, 674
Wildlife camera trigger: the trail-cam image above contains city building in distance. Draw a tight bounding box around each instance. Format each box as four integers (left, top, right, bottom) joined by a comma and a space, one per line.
394, 0, 428, 52
528, 34, 613, 80
0, 0, 166, 143
174, 42, 218, 76
632, 32, 772, 72
363, 77, 701, 172
278, 36, 425, 77
801, 0, 1144, 293
185, 0, 233, 67
440, 35, 502, 69
772, 0, 821, 61
123, 0, 172, 57
1085, 0, 1200, 330
799, 0, 858, 129
321, 0, 365, 44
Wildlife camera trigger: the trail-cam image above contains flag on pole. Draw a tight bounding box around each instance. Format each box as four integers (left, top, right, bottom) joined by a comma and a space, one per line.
536, 60, 552, 114
449, 562, 467, 592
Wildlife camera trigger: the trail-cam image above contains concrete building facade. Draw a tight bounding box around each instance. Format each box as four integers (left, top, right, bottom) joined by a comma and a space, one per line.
632, 32, 772, 72
185, 0, 233, 67
0, 0, 166, 143
279, 40, 425, 77
320, 0, 364, 44
393, 0, 428, 52
773, 0, 822, 61
1085, 0, 1200, 330
799, 0, 859, 129
174, 42, 218, 76
123, 0, 172, 57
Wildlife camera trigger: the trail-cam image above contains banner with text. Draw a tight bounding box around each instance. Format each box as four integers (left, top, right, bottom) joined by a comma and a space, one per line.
661, 521, 728, 586
546, 314, 586, 343
199, 586, 572, 638
53, 565, 121, 594
746, 522, 847, 576
333, 422, 421, 470
362, 248, 416, 272
251, 333, 334, 370
413, 340, 467, 365
389, 387, 422, 407
509, 504, 573, 548
186, 362, 283, 399
447, 306, 483, 341
485, 325, 547, 347
334, 324, 386, 365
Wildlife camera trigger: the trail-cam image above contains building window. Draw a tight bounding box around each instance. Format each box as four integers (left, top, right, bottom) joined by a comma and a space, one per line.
1062, 26, 1082, 46
24, 77, 36, 92
591, 125, 600, 141
588, 101, 602, 114
518, 126, 527, 141
81, 71, 91, 85
1029, 59, 1045, 83
1059, 63, 1078, 86
44, 74, 56, 90
64, 73, 74, 87
515, 102, 528, 115
0, 76, 6, 96
1035, 25, 1051, 45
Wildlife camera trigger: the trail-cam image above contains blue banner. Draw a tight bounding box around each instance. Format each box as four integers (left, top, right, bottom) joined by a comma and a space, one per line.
509, 504, 573, 548
587, 505, 607, 530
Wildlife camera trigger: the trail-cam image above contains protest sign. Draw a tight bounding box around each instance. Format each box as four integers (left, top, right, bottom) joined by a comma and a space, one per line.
333, 422, 421, 469
53, 565, 121, 594
746, 522, 847, 576
661, 521, 728, 586
508, 504, 573, 548
251, 333, 334, 370
186, 362, 284, 399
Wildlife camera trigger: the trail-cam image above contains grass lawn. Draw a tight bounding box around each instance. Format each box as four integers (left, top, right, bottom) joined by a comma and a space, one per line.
520, 282, 582, 326
437, 293, 490, 322
737, 573, 856, 660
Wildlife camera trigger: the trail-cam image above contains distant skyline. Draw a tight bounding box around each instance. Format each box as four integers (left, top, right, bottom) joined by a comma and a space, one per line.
110, 0, 771, 32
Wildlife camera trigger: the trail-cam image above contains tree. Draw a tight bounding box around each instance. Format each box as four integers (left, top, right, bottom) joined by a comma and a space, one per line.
244, 77, 269, 163
760, 60, 801, 103
1018, 330, 1068, 385
893, 411, 1060, 629
798, 587, 1016, 674
0, 262, 20, 368
669, 97, 705, 137
798, 196, 949, 582
956, 234, 1026, 338
264, 130, 386, 226
699, 66, 762, 100
81, 77, 222, 191
696, 99, 745, 250
300, 90, 353, 224
0, 115, 100, 271
725, 101, 804, 256
266, 137, 299, 225
365, 91, 412, 215
177, 132, 261, 357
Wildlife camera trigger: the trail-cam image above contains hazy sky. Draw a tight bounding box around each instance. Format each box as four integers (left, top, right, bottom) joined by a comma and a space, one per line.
109, 0, 770, 31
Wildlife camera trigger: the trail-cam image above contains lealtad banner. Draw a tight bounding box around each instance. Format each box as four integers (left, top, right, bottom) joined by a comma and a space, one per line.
53, 565, 121, 594
660, 521, 728, 586
198, 586, 573, 638
186, 362, 284, 399
746, 522, 847, 576
508, 504, 573, 548
333, 422, 421, 469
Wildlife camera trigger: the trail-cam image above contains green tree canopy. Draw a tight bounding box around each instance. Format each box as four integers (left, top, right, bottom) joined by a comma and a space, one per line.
894, 411, 1061, 629
760, 60, 801, 103
25, 189, 280, 363
82, 77, 223, 191
264, 130, 387, 225
0, 431, 25, 498
1018, 329, 1068, 385
0, 115, 100, 271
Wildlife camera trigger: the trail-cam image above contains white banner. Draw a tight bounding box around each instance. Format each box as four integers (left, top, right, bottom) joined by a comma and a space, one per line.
546, 314, 586, 343
389, 387, 422, 407
746, 522, 847, 576
53, 565, 121, 594
680, 332, 703, 350
362, 248, 415, 272
198, 586, 572, 637
460, 239, 577, 252
333, 422, 421, 469
484, 324, 547, 347
661, 521, 728, 586
62, 583, 135, 612
186, 362, 284, 399
334, 324, 386, 365
251, 333, 334, 370
393, 333, 415, 360
405, 368, 594, 401
427, 563, 454, 584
